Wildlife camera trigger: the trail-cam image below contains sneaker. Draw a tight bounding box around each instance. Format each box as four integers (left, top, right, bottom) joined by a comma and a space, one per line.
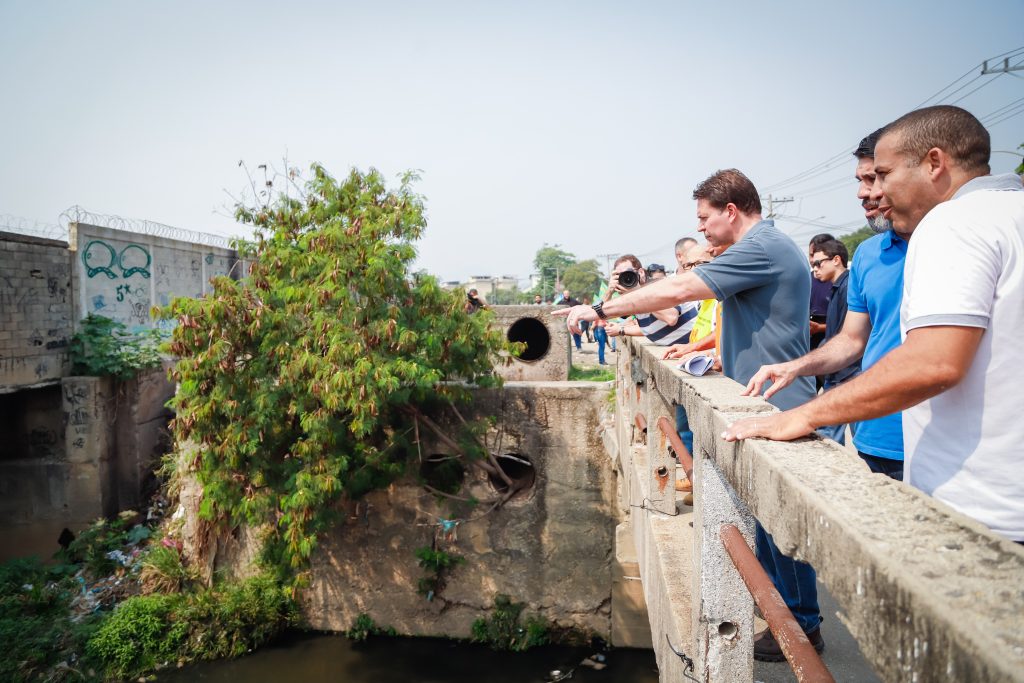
753, 627, 824, 663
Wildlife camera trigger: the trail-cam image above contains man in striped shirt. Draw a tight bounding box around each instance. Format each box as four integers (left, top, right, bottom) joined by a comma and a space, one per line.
603, 254, 698, 346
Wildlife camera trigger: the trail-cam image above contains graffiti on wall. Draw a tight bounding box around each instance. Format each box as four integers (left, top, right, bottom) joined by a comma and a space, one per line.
81, 241, 151, 280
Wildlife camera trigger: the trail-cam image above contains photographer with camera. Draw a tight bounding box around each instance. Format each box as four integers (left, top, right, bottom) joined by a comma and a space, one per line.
464, 288, 487, 315
601, 255, 697, 347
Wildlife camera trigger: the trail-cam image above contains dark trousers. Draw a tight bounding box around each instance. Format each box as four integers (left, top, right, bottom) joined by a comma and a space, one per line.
858, 452, 904, 481
756, 523, 821, 634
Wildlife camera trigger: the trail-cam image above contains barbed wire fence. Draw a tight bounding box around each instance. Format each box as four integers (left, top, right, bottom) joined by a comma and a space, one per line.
2, 208, 244, 251
59, 206, 239, 250
0, 213, 68, 242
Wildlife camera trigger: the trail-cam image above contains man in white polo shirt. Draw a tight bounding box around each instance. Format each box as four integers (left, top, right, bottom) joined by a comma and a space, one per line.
723, 105, 1024, 543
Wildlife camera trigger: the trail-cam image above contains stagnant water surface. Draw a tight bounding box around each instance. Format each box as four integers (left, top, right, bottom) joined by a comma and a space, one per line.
158, 632, 661, 683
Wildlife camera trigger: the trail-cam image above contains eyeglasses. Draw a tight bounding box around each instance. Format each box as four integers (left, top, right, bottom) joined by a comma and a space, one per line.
810, 258, 832, 269
680, 260, 710, 270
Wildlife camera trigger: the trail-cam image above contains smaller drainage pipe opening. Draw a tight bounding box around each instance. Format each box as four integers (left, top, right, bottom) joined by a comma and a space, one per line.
718, 621, 738, 639
506, 317, 551, 362
419, 454, 467, 495
488, 453, 536, 501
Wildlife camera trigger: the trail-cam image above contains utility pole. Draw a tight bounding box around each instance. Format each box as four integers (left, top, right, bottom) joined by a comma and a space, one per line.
981, 58, 1024, 75
596, 252, 618, 279
761, 194, 793, 219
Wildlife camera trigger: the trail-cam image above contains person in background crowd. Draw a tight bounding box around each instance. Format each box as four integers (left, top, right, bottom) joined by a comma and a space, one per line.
726, 105, 1024, 546
557, 289, 583, 350
647, 263, 668, 281
465, 288, 486, 314
555, 169, 823, 659
738, 128, 906, 480
674, 237, 699, 275
809, 238, 859, 445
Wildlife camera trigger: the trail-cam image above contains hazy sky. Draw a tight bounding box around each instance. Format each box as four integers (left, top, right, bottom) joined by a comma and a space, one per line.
2, 1, 1023, 283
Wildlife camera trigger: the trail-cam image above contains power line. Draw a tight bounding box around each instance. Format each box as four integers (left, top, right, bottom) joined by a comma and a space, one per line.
986, 103, 1024, 128
763, 46, 1024, 195
980, 95, 1024, 122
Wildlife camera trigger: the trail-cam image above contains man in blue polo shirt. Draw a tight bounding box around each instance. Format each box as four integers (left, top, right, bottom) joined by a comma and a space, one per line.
738, 128, 906, 479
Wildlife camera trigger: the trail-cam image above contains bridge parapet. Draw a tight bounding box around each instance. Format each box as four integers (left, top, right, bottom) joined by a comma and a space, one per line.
612, 336, 1024, 682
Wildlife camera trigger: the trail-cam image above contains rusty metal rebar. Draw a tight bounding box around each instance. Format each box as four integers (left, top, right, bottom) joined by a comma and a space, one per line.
655, 415, 693, 481
634, 412, 648, 434
719, 524, 835, 683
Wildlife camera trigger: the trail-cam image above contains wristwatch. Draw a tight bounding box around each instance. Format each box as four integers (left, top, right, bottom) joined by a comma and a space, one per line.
592, 302, 608, 320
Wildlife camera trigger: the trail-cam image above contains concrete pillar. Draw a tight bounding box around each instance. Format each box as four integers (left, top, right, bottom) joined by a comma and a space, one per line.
645, 383, 675, 515
692, 452, 755, 682
62, 376, 115, 519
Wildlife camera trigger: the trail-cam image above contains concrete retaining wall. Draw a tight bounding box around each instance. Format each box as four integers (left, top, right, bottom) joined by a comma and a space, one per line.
303, 382, 616, 639
0, 231, 73, 392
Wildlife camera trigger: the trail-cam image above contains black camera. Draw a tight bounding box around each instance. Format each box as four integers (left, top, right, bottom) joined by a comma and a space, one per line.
617, 269, 641, 289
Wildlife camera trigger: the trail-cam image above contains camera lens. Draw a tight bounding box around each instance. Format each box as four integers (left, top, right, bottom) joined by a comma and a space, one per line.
618, 270, 639, 289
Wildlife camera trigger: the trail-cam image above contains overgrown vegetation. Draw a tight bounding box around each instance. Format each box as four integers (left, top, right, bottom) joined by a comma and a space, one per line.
470, 594, 549, 651
86, 574, 295, 680
569, 364, 615, 382
158, 165, 521, 580
414, 546, 465, 599
0, 558, 103, 682
69, 313, 164, 380
345, 613, 397, 642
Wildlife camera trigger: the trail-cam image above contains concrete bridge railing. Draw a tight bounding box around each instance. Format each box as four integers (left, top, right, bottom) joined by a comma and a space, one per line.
608, 336, 1024, 683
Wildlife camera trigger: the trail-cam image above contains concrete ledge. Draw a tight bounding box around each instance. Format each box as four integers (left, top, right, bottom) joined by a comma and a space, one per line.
626, 337, 1024, 683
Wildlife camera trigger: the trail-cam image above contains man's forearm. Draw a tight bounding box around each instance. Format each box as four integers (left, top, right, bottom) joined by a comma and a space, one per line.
793, 327, 980, 429
601, 275, 709, 319
790, 331, 865, 376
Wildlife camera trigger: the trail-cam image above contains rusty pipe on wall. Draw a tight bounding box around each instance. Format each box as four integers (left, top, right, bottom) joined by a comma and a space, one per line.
720, 524, 835, 683
655, 415, 693, 482
634, 412, 648, 434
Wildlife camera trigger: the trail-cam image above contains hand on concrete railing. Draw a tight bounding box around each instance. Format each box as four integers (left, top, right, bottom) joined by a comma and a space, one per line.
741, 361, 800, 400
720, 411, 815, 443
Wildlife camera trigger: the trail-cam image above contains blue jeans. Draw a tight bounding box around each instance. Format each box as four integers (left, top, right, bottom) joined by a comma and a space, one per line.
593, 326, 608, 364
572, 333, 582, 350
816, 422, 847, 445
816, 381, 856, 445
858, 452, 904, 481
674, 405, 694, 456
756, 523, 821, 634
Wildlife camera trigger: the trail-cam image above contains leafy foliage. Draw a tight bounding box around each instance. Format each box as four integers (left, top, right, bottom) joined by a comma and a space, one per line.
1016, 143, 1024, 175
159, 165, 511, 575
85, 574, 295, 680
59, 514, 137, 579
840, 226, 875, 258
568, 364, 615, 382
470, 594, 549, 651
345, 613, 397, 642
138, 545, 197, 595
0, 558, 101, 682
415, 546, 465, 598
561, 259, 602, 301
532, 245, 576, 300
69, 313, 164, 380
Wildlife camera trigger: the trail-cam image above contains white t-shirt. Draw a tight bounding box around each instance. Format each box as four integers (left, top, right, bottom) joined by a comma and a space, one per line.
901, 173, 1024, 541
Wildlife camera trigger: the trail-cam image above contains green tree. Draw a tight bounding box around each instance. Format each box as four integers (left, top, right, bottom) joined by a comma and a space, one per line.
561, 259, 602, 301
160, 165, 519, 576
1016, 143, 1023, 175
531, 245, 575, 300
840, 226, 875, 259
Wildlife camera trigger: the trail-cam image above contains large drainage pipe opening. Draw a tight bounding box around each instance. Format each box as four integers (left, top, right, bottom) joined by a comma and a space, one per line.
488, 453, 536, 501
506, 317, 551, 362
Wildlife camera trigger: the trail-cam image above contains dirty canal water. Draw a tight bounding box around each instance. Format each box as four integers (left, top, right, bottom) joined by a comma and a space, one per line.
157, 632, 660, 683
